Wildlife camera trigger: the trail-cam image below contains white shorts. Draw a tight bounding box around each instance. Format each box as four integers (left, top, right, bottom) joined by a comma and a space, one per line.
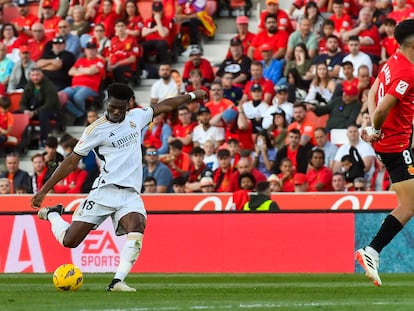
72, 185, 147, 236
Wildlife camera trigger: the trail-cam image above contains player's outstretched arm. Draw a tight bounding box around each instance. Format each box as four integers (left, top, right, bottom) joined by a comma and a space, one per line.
31, 152, 83, 209
152, 90, 207, 117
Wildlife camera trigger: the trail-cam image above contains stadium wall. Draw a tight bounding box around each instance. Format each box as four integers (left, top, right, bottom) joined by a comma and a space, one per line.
2, 211, 414, 274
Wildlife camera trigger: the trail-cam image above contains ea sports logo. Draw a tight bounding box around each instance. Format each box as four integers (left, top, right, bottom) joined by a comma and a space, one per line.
71, 219, 126, 272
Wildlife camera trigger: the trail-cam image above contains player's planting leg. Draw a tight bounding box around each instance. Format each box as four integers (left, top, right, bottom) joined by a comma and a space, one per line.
107, 232, 143, 292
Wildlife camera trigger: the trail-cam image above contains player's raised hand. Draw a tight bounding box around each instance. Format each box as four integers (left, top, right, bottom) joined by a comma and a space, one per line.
31, 191, 46, 209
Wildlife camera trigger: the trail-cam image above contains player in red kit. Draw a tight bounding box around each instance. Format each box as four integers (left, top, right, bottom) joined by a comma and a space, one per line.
356, 19, 414, 287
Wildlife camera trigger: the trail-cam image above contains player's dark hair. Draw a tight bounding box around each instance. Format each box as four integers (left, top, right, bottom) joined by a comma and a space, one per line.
394, 19, 414, 45
107, 83, 134, 101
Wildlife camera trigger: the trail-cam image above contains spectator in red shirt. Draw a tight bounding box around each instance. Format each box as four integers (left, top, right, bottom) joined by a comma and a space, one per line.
277, 158, 295, 192
123, 0, 144, 42
41, 0, 62, 39
182, 44, 214, 87
161, 139, 192, 179
169, 104, 197, 154
27, 23, 53, 62
329, 0, 353, 40
141, 1, 173, 64
204, 81, 234, 117
239, 61, 275, 106
387, 0, 414, 25
107, 19, 141, 84
185, 146, 207, 192
306, 148, 333, 191
61, 38, 106, 124
258, 0, 293, 33
212, 148, 235, 192
12, 0, 39, 42
248, 13, 289, 61
226, 16, 256, 58
91, 0, 121, 39
228, 156, 267, 192
380, 18, 398, 65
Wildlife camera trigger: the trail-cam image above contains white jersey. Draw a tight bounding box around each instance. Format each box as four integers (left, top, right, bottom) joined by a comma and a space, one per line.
74, 107, 154, 193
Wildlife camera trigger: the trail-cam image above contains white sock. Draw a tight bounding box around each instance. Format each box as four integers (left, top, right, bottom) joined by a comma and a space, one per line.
48, 212, 70, 246
114, 232, 143, 281
365, 246, 379, 259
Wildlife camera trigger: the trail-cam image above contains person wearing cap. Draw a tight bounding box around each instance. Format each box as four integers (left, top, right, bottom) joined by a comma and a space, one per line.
7, 45, 36, 92
293, 172, 308, 192
260, 42, 284, 85
243, 181, 280, 211
306, 148, 333, 192
192, 105, 225, 149
355, 19, 414, 287
27, 23, 53, 62
273, 128, 309, 175
20, 68, 61, 147
258, 0, 293, 33
338, 35, 373, 80
11, 0, 39, 42
41, 0, 62, 38
182, 44, 214, 87
240, 61, 275, 106
184, 146, 207, 192
205, 81, 234, 117
36, 35, 76, 91
285, 18, 318, 62
107, 19, 141, 85
241, 83, 269, 133
263, 84, 293, 130
60, 37, 106, 125
248, 13, 289, 61
141, 1, 173, 64
199, 176, 215, 193
267, 174, 281, 192
307, 82, 361, 131
55, 19, 81, 58
216, 37, 251, 87
228, 16, 255, 58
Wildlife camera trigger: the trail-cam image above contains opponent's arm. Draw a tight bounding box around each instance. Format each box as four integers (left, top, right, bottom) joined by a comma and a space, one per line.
31, 152, 83, 208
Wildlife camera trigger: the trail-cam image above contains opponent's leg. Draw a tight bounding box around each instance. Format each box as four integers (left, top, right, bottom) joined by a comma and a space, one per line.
107, 212, 146, 292
356, 179, 414, 286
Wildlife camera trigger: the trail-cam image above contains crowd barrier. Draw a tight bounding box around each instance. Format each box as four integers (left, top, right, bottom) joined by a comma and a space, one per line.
3, 192, 413, 274
0, 192, 398, 213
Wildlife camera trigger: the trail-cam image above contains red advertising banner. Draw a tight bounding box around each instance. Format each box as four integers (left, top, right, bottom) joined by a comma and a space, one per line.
0, 192, 397, 213
0, 213, 355, 273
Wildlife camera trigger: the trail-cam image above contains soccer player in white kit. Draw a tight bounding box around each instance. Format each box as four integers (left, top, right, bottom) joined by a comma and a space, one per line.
31, 83, 207, 291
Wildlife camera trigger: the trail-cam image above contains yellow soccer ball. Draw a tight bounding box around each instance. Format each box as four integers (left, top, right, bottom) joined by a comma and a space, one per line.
52, 264, 83, 291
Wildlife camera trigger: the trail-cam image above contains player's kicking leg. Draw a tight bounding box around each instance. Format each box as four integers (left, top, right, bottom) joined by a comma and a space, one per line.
355, 247, 382, 286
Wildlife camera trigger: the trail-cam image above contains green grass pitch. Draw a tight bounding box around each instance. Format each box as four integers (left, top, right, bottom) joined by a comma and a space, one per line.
1, 273, 414, 310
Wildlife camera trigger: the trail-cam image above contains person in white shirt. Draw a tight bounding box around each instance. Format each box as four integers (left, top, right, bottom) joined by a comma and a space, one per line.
192, 106, 225, 148
31, 84, 207, 292
262, 84, 293, 130
338, 36, 373, 80
150, 63, 183, 105
242, 83, 269, 132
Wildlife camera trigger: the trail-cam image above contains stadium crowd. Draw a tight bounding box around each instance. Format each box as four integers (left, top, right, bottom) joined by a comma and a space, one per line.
0, 0, 407, 200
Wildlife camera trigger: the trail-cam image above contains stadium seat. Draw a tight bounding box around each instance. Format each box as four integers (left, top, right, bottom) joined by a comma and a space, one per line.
8, 91, 23, 113
3, 113, 30, 153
